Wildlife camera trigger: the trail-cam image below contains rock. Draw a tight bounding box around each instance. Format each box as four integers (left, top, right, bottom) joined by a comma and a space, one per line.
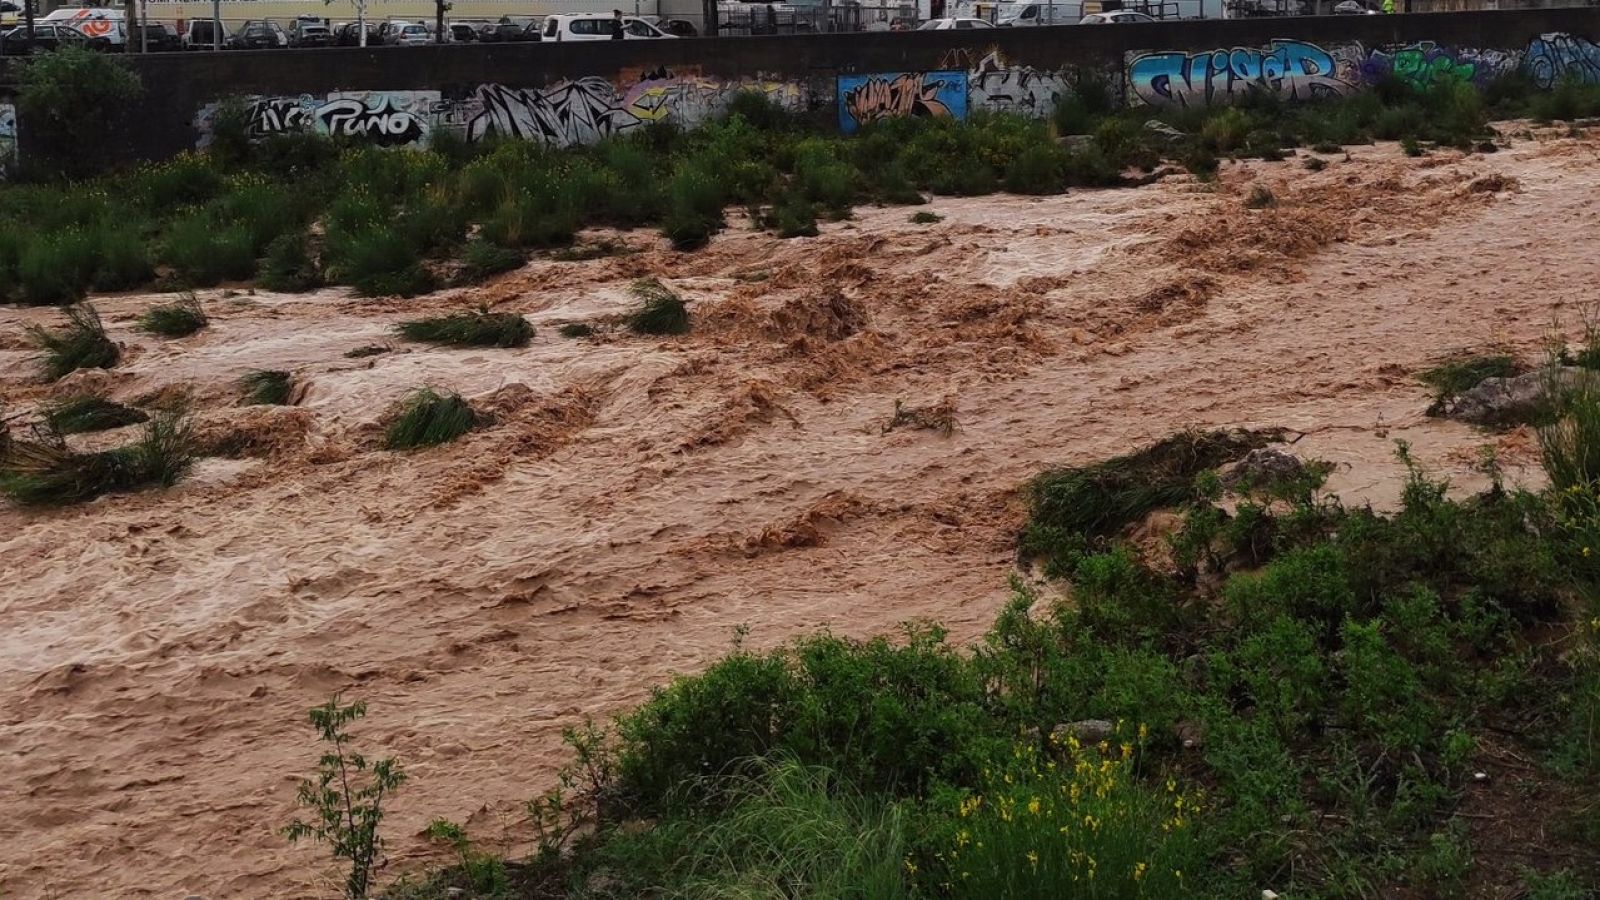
1176, 720, 1205, 750
1222, 448, 1307, 490
1052, 719, 1115, 744
445, 889, 465, 899
1438, 367, 1587, 426
1262, 891, 1281, 900
1144, 119, 1188, 143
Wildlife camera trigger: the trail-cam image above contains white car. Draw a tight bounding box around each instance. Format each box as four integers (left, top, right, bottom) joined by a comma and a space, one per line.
541, 13, 675, 40
1079, 9, 1157, 22
917, 16, 994, 29
382, 21, 433, 45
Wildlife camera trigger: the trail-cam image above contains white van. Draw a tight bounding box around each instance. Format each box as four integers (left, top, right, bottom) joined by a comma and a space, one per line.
40, 6, 125, 45
541, 13, 675, 41
994, 1, 1074, 25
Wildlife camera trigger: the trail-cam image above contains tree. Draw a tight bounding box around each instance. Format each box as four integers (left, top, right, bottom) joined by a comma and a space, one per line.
17, 47, 142, 178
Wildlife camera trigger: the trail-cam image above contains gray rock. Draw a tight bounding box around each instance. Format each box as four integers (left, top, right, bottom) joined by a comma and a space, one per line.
1439, 367, 1586, 426
1222, 448, 1306, 490
1052, 719, 1115, 744
1144, 119, 1188, 143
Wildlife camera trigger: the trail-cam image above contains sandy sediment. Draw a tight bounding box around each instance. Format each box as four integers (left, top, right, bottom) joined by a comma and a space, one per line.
0, 132, 1592, 897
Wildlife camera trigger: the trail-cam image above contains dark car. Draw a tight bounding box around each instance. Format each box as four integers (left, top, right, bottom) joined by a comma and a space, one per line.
0, 23, 100, 55
476, 21, 529, 42
130, 22, 181, 51
660, 18, 697, 36
228, 20, 287, 49
288, 18, 332, 47
448, 22, 477, 42
333, 21, 378, 46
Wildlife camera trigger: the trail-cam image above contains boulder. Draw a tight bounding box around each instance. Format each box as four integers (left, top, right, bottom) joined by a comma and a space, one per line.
1051, 719, 1115, 745
1222, 448, 1307, 490
1439, 367, 1587, 426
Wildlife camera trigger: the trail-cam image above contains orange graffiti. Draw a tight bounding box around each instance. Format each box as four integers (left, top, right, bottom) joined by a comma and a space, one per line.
844, 73, 952, 127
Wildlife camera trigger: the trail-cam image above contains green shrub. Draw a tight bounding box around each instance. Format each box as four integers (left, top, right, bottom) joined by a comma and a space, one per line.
17, 47, 143, 179
769, 195, 819, 238
397, 308, 532, 348
259, 233, 322, 293
384, 388, 476, 450
16, 230, 94, 305
1244, 185, 1277, 209
910, 211, 943, 224
90, 225, 155, 292
137, 294, 208, 338
660, 164, 726, 250
332, 226, 433, 297
28, 302, 118, 380
162, 214, 256, 287
558, 322, 595, 338
240, 369, 294, 406
0, 414, 192, 506
1002, 144, 1066, 195
43, 395, 147, 434
627, 278, 690, 336
1541, 375, 1600, 492
457, 238, 523, 283
1420, 353, 1519, 409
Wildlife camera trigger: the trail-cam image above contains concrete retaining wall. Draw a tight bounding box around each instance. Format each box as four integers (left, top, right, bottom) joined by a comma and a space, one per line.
2, 7, 1598, 169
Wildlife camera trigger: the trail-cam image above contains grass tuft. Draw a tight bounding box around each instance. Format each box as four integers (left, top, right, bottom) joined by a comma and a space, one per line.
384, 388, 477, 450
558, 322, 595, 339
0, 414, 193, 506
627, 279, 691, 336
1244, 184, 1277, 209
1420, 353, 1519, 408
239, 369, 294, 406
910, 211, 943, 224
29, 303, 119, 381
458, 238, 524, 283
43, 395, 147, 434
397, 308, 532, 348
137, 293, 208, 338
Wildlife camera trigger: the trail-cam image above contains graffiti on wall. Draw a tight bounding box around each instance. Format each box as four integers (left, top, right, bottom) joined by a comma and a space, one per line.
837, 71, 968, 134
0, 104, 14, 178
1127, 40, 1357, 109
196, 91, 440, 148
196, 76, 804, 150
1358, 43, 1519, 88
1524, 33, 1600, 89
965, 51, 1070, 118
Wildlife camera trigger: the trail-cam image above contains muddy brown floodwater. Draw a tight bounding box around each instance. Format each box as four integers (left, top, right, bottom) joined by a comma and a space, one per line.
2, 131, 1596, 898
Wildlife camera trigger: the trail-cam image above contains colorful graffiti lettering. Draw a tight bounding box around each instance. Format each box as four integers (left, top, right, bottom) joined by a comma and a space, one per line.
0, 103, 15, 178
196, 92, 438, 148
1524, 33, 1600, 89
837, 71, 968, 134
1127, 40, 1356, 108
1355, 43, 1517, 88
966, 51, 1069, 118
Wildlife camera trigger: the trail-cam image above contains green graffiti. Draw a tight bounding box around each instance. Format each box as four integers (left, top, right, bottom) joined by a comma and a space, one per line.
1393, 49, 1476, 85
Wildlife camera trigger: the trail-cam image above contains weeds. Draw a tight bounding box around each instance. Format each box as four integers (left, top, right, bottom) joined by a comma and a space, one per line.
344, 344, 392, 359
1420, 353, 1520, 409
883, 399, 956, 436
239, 369, 294, 406
259, 232, 322, 293
627, 279, 690, 336
384, 389, 476, 450
1244, 184, 1277, 209
558, 322, 595, 339
285, 696, 405, 900
0, 414, 192, 505
137, 293, 208, 337
29, 303, 119, 380
397, 308, 532, 348
457, 238, 523, 283
910, 211, 943, 224
43, 395, 147, 434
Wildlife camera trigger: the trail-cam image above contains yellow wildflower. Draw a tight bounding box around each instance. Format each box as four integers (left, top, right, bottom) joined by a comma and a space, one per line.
904, 858, 918, 877
1028, 797, 1042, 816
1138, 723, 1149, 740
1120, 742, 1133, 758
1133, 862, 1148, 882
1027, 850, 1039, 870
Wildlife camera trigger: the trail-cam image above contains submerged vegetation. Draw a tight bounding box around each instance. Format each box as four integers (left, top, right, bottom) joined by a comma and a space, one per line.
239, 369, 295, 406
626, 278, 690, 336
28, 302, 118, 380
384, 388, 476, 450
137, 293, 209, 337
42, 395, 147, 434
397, 308, 532, 348
0, 413, 193, 505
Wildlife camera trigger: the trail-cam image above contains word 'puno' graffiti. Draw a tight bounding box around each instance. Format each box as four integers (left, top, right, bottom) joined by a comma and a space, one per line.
837, 71, 968, 134
196, 76, 803, 151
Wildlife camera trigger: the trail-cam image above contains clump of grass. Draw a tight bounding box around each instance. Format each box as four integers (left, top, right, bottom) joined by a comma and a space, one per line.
29, 303, 119, 381
458, 238, 523, 284
43, 395, 147, 434
0, 414, 193, 506
558, 322, 595, 339
384, 388, 476, 450
397, 308, 532, 348
1244, 184, 1277, 209
1420, 353, 1520, 409
1304, 156, 1327, 172
344, 344, 392, 359
627, 278, 690, 336
1402, 137, 1426, 157
549, 239, 632, 262
239, 369, 294, 406
910, 211, 943, 225
1540, 375, 1600, 492
882, 399, 956, 436
137, 293, 208, 338
1312, 141, 1343, 154
259, 232, 322, 293
769, 196, 820, 239
1025, 428, 1274, 544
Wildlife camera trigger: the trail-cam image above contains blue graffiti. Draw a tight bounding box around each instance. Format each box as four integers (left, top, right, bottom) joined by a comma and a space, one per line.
1524, 33, 1600, 89
1128, 39, 1356, 109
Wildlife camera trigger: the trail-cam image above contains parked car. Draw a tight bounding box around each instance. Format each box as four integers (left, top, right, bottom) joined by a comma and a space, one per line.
0, 0, 22, 29
1078, 9, 1156, 22
659, 18, 698, 36
129, 22, 182, 50
289, 18, 332, 47
182, 18, 229, 50
477, 20, 532, 42
542, 13, 675, 40
917, 16, 993, 28
378, 20, 433, 45
994, 1, 1073, 25
229, 20, 288, 49
0, 23, 103, 54
332, 21, 377, 46
448, 22, 478, 41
